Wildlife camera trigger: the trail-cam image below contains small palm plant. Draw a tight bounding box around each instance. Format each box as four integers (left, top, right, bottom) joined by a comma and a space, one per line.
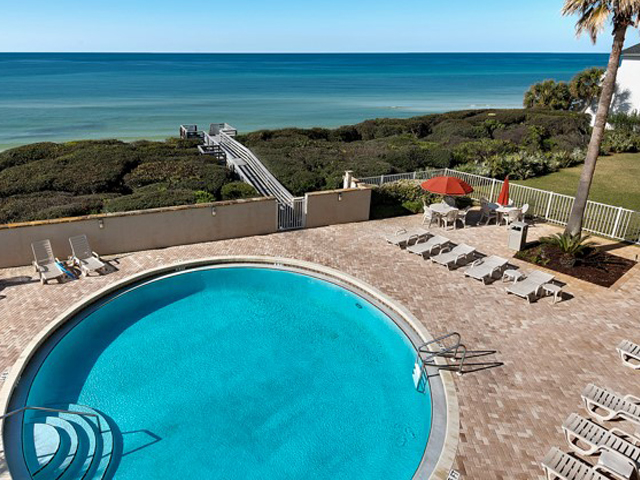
540, 232, 597, 266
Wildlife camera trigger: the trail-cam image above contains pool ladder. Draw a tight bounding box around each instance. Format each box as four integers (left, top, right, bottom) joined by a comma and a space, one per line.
413, 332, 467, 389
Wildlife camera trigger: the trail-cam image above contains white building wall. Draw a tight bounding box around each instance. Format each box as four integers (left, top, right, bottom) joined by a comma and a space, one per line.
611, 57, 640, 115
587, 57, 640, 124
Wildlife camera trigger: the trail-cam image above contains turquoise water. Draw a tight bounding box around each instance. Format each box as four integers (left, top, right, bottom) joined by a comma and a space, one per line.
0, 53, 607, 150
23, 267, 432, 479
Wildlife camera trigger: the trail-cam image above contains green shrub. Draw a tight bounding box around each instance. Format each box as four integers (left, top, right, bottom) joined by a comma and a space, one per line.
0, 192, 110, 224
125, 160, 230, 196
452, 139, 518, 165
371, 180, 436, 211
104, 189, 199, 213
220, 181, 258, 200
0, 145, 140, 196
602, 131, 640, 153
0, 142, 68, 169
609, 111, 640, 133
194, 191, 215, 204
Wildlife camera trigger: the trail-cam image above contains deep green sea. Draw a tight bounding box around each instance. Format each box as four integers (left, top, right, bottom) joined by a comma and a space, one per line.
0, 53, 607, 150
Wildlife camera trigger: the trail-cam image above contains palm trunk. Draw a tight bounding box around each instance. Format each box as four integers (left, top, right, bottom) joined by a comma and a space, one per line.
564, 24, 627, 236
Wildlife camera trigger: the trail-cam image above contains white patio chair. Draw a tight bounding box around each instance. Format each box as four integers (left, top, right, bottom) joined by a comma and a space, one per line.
440, 209, 459, 230
456, 206, 472, 229
464, 255, 509, 284
501, 208, 522, 227
31, 240, 66, 285
431, 244, 476, 270
506, 270, 555, 303
618, 340, 640, 370
443, 196, 457, 208
69, 235, 107, 276
422, 203, 440, 228
479, 200, 498, 225
521, 203, 530, 216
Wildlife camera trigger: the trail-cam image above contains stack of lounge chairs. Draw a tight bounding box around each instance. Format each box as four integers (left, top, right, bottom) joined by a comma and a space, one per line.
32, 234, 107, 285
541, 341, 640, 479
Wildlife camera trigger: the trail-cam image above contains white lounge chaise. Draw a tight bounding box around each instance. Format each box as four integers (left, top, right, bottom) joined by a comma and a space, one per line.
32, 240, 66, 285
406, 235, 450, 258
563, 413, 640, 465
541, 447, 609, 480
617, 340, 640, 370
582, 384, 640, 425
69, 235, 106, 276
506, 270, 555, 303
431, 244, 476, 270
464, 255, 508, 284
385, 228, 431, 248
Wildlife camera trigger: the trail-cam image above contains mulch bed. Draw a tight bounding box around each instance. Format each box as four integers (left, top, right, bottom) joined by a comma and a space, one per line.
514, 242, 637, 288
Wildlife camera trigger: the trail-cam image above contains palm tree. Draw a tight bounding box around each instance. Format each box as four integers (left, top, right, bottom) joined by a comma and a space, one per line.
569, 67, 605, 111
562, 0, 640, 236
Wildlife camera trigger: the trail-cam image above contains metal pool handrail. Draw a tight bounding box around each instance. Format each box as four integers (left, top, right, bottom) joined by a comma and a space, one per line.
0, 406, 101, 430
418, 332, 467, 376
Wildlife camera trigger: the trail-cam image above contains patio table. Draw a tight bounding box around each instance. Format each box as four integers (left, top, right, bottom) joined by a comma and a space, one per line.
429, 203, 458, 215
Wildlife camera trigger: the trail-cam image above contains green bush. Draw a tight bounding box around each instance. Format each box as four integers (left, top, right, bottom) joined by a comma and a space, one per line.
457, 147, 586, 180
104, 188, 199, 213
220, 181, 258, 200
609, 111, 640, 133
452, 139, 518, 165
371, 180, 436, 213
602, 131, 640, 153
0, 192, 111, 224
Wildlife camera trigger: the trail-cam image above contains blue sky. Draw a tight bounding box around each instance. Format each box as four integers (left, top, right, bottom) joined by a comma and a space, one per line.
2, 0, 639, 53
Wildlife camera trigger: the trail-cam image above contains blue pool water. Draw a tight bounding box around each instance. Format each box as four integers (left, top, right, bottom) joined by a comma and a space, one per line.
23, 267, 432, 479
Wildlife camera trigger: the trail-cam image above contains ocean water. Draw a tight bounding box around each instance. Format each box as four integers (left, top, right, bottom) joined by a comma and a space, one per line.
22, 267, 432, 479
0, 52, 607, 150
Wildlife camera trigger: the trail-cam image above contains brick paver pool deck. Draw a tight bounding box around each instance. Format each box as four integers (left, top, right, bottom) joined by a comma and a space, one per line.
1, 215, 639, 479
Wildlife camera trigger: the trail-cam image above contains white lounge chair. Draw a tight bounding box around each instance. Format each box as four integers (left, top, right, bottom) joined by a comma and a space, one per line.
617, 340, 640, 370
563, 412, 640, 465
32, 240, 66, 285
582, 384, 640, 425
541, 447, 609, 480
69, 235, 106, 276
385, 228, 431, 248
464, 255, 508, 284
506, 270, 555, 303
431, 244, 476, 270
406, 235, 450, 258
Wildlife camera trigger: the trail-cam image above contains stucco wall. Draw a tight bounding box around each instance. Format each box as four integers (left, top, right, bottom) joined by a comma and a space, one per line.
0, 198, 278, 268
304, 188, 372, 229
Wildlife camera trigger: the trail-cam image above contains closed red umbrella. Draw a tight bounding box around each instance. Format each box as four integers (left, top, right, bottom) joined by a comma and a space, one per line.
421, 176, 473, 196
497, 176, 510, 206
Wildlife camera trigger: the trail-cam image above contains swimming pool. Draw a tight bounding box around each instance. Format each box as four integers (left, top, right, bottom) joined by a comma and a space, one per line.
3, 259, 452, 479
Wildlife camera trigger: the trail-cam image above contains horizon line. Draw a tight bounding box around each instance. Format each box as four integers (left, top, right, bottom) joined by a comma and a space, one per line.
0, 50, 611, 55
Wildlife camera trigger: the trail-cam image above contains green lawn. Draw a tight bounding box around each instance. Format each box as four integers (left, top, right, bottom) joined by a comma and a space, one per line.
516, 153, 640, 212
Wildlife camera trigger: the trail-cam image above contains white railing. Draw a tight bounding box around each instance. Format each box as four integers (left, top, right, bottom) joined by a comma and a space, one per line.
356, 168, 640, 244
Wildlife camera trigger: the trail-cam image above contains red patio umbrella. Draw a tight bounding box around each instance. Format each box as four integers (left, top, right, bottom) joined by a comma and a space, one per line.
421, 176, 473, 196
497, 176, 510, 206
